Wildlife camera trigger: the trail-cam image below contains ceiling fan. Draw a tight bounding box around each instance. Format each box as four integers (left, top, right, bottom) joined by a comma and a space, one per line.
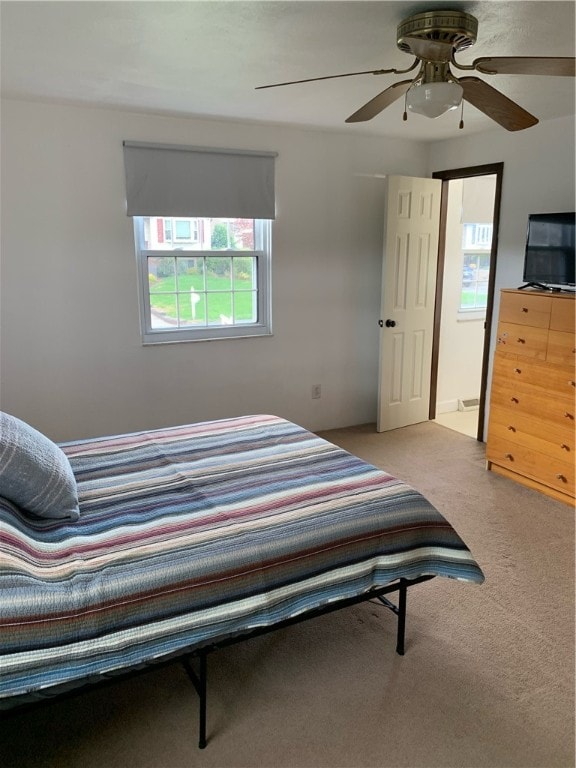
256, 9, 575, 131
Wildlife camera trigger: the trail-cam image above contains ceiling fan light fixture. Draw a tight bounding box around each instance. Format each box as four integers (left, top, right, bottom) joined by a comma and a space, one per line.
406, 81, 464, 118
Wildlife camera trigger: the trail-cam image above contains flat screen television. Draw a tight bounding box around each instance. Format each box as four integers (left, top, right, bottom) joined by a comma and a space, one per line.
522, 212, 575, 288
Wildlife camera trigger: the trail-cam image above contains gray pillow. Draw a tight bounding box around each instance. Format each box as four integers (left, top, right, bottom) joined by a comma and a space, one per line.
0, 411, 80, 520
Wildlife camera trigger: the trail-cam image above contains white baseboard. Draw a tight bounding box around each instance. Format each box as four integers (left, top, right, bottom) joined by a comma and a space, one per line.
436, 400, 459, 414
437, 398, 480, 414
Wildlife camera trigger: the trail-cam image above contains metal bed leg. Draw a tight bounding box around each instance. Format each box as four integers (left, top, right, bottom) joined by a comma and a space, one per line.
198, 652, 207, 749
396, 579, 407, 656
183, 651, 208, 749
373, 579, 409, 655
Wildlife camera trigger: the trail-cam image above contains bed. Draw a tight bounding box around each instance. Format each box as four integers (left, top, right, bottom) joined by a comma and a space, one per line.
0, 413, 484, 746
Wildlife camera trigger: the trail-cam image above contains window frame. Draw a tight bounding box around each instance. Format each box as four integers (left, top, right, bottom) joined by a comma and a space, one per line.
134, 217, 272, 344
459, 222, 493, 314
459, 251, 490, 313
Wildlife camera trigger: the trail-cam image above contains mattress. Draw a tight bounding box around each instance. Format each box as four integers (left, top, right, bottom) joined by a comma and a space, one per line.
0, 414, 484, 705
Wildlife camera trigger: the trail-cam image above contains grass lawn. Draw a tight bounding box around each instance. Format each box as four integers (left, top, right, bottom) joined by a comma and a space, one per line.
150, 272, 256, 324
461, 285, 488, 309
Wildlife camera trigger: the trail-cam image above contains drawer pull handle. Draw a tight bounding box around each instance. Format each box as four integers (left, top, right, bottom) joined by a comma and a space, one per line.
507, 425, 516, 432
504, 453, 514, 460
514, 368, 522, 374
521, 307, 528, 313
517, 338, 526, 344
570, 381, 576, 387
511, 397, 519, 403
556, 474, 567, 483
564, 412, 574, 420
561, 444, 570, 451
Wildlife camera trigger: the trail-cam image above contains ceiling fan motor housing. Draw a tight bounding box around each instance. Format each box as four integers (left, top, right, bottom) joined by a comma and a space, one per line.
397, 10, 478, 58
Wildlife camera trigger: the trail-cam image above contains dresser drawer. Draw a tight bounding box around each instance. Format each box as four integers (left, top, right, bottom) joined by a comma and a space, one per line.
499, 291, 551, 328
488, 405, 575, 461
550, 295, 576, 333
490, 378, 576, 426
547, 330, 576, 367
493, 352, 576, 398
496, 322, 548, 360
487, 436, 575, 496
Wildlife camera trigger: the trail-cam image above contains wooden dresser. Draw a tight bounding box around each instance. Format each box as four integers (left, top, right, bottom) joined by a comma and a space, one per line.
486, 288, 576, 505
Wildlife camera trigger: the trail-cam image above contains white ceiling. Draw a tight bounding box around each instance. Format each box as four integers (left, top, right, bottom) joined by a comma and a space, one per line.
1, 0, 574, 142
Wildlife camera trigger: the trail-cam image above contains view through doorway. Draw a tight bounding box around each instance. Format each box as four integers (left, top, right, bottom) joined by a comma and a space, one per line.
430, 166, 503, 441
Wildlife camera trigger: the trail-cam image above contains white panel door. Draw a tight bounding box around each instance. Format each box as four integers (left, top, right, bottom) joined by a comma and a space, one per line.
377, 175, 442, 432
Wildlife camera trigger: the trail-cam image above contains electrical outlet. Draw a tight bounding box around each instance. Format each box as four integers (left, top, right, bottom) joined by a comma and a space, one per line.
311, 384, 321, 399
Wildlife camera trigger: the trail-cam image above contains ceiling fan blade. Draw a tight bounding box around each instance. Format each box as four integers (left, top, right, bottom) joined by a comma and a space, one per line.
469, 56, 575, 77
255, 69, 397, 90
345, 80, 413, 123
459, 77, 538, 131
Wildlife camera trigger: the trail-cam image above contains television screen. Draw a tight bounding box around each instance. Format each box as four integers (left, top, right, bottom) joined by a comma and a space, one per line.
523, 212, 576, 286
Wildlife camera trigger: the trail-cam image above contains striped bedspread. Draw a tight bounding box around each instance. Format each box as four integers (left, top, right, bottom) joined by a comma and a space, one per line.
0, 415, 484, 704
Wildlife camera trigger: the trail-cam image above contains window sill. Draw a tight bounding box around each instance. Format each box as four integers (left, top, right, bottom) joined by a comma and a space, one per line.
142, 327, 273, 345
457, 310, 486, 322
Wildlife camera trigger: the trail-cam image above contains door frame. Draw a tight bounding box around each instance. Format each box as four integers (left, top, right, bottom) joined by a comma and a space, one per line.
429, 162, 504, 441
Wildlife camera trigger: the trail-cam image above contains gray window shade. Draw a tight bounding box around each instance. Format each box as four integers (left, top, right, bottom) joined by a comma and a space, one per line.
123, 142, 277, 219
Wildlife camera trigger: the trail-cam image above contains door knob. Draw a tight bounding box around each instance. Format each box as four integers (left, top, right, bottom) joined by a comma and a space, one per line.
385, 319, 396, 328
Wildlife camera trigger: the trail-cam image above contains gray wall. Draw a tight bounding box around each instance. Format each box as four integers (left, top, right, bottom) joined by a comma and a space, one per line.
1, 99, 573, 442
0, 99, 427, 440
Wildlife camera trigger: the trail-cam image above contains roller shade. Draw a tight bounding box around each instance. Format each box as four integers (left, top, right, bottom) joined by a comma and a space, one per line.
123, 141, 277, 219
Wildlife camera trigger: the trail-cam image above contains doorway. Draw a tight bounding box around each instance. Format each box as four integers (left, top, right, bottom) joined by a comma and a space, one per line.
430, 163, 504, 442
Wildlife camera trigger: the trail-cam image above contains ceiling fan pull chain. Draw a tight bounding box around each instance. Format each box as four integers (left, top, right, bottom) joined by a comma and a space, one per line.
459, 100, 465, 130
403, 91, 408, 122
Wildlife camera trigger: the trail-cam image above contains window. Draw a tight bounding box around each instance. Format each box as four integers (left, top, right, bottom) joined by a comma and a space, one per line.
462, 222, 492, 249
460, 223, 493, 312
173, 218, 198, 242
150, 217, 199, 246
135, 217, 271, 343
123, 141, 277, 343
